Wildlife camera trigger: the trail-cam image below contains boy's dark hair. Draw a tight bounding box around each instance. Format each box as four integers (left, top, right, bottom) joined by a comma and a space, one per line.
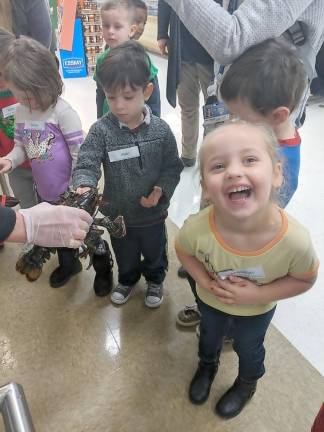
97, 40, 151, 92
132, 0, 147, 12
220, 38, 307, 114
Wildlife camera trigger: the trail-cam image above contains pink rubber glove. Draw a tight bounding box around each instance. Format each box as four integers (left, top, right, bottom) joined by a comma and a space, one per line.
19, 202, 93, 248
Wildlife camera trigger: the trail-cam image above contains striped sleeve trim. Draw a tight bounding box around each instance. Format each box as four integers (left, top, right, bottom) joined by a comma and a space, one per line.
64, 131, 84, 146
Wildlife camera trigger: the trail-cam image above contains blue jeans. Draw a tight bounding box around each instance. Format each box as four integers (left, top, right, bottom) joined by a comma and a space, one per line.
110, 221, 168, 286
198, 299, 276, 381
278, 144, 301, 207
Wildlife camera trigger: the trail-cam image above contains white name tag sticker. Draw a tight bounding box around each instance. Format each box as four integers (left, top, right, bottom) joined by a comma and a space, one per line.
108, 146, 140, 162
218, 266, 265, 281
2, 103, 19, 118
24, 120, 45, 130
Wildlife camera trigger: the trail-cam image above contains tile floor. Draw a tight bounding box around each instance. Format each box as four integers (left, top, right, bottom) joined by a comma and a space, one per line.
0, 54, 323, 431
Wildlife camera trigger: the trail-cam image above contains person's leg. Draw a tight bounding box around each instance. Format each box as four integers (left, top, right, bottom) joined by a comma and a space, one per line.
177, 62, 201, 164
177, 63, 214, 318
110, 228, 141, 304
189, 300, 229, 404
50, 247, 82, 288
197, 62, 214, 103
140, 222, 168, 308
8, 167, 37, 209
215, 307, 276, 419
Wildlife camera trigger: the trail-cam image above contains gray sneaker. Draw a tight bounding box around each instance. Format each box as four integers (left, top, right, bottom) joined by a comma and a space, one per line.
110, 283, 135, 305
145, 282, 163, 308
177, 304, 201, 327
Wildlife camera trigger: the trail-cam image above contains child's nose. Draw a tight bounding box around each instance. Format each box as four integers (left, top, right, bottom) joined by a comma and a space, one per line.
225, 162, 243, 178
115, 99, 124, 110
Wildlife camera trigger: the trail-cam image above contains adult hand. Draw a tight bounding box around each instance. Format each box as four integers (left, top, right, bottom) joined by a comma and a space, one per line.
157, 38, 169, 56
140, 186, 162, 208
211, 276, 262, 305
19, 202, 93, 248
0, 158, 12, 174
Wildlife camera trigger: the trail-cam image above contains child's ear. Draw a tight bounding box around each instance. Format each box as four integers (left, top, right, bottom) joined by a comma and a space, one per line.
269, 107, 290, 125
144, 82, 154, 101
129, 24, 138, 39
272, 161, 283, 189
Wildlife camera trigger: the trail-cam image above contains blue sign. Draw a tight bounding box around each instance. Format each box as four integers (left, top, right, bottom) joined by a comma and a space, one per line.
60, 18, 87, 78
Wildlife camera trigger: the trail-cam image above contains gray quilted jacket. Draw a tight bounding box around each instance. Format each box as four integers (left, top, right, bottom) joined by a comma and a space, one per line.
73, 108, 183, 227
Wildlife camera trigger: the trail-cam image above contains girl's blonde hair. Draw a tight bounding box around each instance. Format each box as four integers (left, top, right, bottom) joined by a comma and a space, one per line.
199, 119, 281, 181
0, 0, 13, 32
3, 36, 63, 111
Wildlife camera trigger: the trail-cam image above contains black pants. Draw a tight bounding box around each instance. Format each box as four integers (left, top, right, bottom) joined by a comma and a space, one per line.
110, 222, 168, 286
57, 247, 78, 268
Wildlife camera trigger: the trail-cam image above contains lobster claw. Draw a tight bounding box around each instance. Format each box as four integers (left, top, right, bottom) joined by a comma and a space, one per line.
110, 215, 126, 238
94, 215, 126, 238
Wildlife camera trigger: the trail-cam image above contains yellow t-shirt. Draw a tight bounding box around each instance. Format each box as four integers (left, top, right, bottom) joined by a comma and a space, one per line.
175, 206, 318, 317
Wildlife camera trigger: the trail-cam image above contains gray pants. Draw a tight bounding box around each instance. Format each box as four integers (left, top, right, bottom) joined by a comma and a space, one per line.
177, 62, 214, 160
8, 167, 37, 209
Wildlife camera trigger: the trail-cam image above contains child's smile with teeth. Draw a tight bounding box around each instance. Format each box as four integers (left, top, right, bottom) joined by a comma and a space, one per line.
228, 185, 252, 201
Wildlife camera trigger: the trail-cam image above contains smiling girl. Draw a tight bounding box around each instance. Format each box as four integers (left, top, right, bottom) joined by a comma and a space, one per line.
175, 120, 318, 419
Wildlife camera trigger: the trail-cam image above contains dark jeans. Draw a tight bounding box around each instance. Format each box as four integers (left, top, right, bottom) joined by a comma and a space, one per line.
198, 299, 276, 381
110, 221, 168, 286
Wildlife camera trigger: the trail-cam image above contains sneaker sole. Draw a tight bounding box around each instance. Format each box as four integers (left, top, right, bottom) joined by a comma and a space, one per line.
145, 296, 163, 308
176, 316, 201, 327
110, 287, 135, 305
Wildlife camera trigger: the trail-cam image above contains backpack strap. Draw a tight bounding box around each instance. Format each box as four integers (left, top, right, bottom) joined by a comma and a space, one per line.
286, 21, 307, 46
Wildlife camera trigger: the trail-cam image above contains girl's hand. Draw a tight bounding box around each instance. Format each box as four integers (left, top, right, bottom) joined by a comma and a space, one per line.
211, 276, 262, 305
140, 186, 162, 208
203, 278, 221, 295
0, 158, 12, 174
76, 186, 91, 195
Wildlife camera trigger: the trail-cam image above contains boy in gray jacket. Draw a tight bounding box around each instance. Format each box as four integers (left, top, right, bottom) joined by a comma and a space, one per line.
73, 41, 183, 308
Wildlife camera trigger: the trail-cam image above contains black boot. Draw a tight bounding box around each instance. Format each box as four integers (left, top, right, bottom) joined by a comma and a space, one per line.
92, 240, 113, 297
189, 360, 218, 405
215, 376, 257, 419
50, 249, 82, 288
